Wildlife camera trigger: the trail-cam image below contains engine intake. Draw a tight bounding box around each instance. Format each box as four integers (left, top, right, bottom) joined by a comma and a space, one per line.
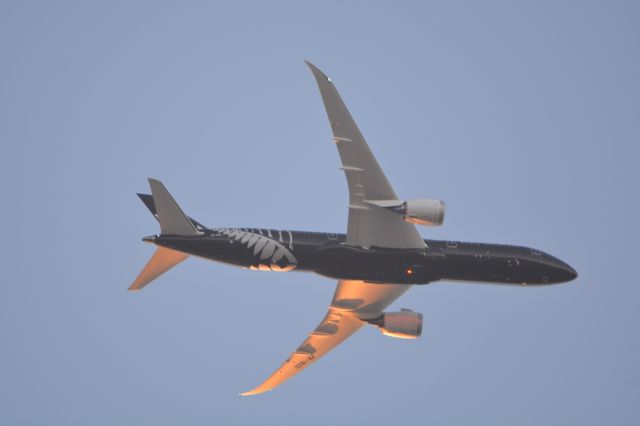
367, 309, 423, 339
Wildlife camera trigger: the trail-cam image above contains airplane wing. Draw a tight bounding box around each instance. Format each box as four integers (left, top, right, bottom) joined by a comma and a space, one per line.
241, 279, 410, 396
305, 61, 425, 250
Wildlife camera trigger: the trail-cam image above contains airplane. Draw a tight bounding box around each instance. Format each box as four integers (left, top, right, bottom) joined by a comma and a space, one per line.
129, 61, 578, 396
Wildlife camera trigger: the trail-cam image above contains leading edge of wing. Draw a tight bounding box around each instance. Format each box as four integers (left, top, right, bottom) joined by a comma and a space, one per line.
240, 280, 412, 396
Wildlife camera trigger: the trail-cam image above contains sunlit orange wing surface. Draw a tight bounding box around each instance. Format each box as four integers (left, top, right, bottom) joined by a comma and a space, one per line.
241, 280, 411, 395
129, 247, 188, 291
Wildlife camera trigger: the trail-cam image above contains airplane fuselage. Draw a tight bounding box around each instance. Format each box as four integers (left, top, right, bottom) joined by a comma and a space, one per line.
148, 228, 577, 286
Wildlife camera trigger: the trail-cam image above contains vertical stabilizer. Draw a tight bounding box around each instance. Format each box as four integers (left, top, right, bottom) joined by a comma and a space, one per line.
137, 193, 209, 231
128, 247, 188, 291
148, 178, 200, 235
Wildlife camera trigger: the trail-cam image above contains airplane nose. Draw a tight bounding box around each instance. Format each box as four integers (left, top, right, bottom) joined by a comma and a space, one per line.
556, 261, 578, 282
564, 265, 578, 281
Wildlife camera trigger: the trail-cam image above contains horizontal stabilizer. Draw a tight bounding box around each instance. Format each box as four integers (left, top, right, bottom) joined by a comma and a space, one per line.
129, 247, 188, 291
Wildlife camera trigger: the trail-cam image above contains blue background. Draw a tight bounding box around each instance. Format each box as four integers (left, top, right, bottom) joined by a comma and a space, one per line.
2, 1, 638, 424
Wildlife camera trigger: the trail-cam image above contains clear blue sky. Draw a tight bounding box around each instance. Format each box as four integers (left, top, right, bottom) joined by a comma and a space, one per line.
1, 1, 638, 424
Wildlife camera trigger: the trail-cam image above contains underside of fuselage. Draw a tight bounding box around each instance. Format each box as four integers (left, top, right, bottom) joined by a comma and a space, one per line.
149, 228, 577, 286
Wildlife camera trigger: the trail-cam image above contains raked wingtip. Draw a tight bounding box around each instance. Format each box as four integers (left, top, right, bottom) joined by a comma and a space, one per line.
239, 386, 271, 397
304, 60, 331, 82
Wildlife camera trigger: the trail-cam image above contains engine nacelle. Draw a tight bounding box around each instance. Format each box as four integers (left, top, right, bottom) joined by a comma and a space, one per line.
368, 198, 445, 226
397, 199, 445, 226
368, 309, 423, 339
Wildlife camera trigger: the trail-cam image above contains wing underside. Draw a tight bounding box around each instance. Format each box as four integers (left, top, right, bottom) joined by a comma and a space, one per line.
305, 61, 425, 250
241, 280, 410, 396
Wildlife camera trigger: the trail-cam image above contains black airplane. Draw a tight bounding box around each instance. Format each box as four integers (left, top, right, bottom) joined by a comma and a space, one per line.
130, 62, 577, 395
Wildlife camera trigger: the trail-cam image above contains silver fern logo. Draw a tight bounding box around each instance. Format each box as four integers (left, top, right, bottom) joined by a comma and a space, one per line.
217, 228, 298, 272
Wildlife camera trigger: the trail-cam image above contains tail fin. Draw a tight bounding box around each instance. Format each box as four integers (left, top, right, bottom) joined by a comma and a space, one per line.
128, 247, 188, 291
137, 192, 208, 231
147, 178, 200, 235
129, 179, 201, 291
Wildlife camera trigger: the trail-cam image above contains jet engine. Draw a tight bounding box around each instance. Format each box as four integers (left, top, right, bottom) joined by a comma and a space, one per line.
394, 199, 445, 226
367, 199, 445, 226
367, 309, 423, 339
